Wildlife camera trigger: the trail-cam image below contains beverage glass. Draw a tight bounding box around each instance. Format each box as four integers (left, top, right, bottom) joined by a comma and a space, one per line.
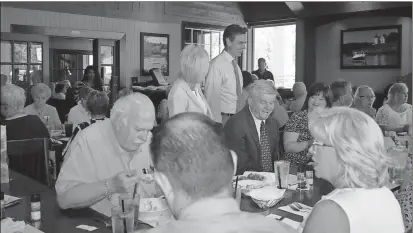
233, 184, 241, 206
118, 193, 140, 230
111, 206, 134, 233
274, 160, 290, 189
64, 123, 73, 137
388, 145, 409, 185
305, 170, 314, 186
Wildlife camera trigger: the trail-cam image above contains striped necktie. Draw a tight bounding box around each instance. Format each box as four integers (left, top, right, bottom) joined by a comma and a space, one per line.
260, 121, 273, 172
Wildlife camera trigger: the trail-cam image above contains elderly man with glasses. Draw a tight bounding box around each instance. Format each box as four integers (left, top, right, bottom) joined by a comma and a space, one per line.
353, 85, 377, 118
56, 93, 159, 213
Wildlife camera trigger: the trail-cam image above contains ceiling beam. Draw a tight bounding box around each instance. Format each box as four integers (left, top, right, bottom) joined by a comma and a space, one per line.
285, 2, 305, 16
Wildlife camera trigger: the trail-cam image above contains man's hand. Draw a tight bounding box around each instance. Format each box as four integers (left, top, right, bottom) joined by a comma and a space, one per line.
108, 170, 138, 194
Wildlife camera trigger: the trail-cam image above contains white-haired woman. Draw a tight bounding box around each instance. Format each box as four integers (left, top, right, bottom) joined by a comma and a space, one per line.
1, 84, 50, 140
24, 83, 63, 130
167, 44, 212, 118
353, 85, 377, 118
376, 83, 411, 133
302, 107, 404, 233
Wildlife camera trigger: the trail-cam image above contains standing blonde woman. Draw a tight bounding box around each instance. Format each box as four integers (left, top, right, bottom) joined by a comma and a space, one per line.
168, 44, 212, 118
24, 83, 62, 130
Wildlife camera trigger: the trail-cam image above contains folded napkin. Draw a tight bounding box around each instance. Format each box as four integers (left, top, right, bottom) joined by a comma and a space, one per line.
249, 186, 286, 200
281, 218, 301, 231
1, 218, 26, 233
4, 194, 21, 208
278, 203, 313, 218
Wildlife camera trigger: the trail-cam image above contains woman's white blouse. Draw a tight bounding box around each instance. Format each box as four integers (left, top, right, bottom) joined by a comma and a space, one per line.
376, 104, 412, 129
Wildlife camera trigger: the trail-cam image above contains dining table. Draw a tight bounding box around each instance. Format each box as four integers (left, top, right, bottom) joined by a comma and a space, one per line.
1, 169, 402, 233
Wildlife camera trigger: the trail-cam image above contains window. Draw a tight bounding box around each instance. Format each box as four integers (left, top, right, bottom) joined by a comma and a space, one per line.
183, 22, 225, 61
101, 45, 114, 86
253, 24, 296, 89
1, 40, 43, 86
51, 50, 92, 83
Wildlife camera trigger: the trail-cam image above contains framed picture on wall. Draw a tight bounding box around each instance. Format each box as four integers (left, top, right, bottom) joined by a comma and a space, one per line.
140, 32, 169, 76
340, 25, 401, 69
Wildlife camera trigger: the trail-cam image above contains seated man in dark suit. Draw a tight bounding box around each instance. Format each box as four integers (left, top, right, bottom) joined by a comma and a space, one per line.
225, 80, 280, 175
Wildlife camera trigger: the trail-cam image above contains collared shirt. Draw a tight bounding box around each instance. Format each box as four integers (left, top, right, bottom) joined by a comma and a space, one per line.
68, 103, 91, 129
24, 104, 63, 130
249, 107, 265, 141
205, 50, 243, 122
252, 69, 274, 81
192, 88, 208, 115
55, 119, 157, 215
143, 197, 295, 233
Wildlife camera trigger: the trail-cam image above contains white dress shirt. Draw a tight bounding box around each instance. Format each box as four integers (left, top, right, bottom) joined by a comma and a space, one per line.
55, 119, 157, 216
192, 89, 208, 115
249, 107, 265, 141
68, 103, 91, 129
204, 50, 243, 123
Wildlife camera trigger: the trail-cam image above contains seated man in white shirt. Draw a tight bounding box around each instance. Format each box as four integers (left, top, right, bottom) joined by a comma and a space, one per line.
56, 93, 158, 212
67, 86, 92, 128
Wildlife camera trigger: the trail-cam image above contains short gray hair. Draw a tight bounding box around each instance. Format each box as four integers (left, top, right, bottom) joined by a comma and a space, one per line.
309, 107, 390, 189
249, 79, 277, 99
179, 44, 210, 85
110, 93, 155, 131
388, 82, 408, 100
1, 84, 26, 110
354, 85, 374, 99
31, 83, 51, 99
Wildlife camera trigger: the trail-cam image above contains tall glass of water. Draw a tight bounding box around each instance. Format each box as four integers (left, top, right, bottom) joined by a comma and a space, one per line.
111, 206, 134, 233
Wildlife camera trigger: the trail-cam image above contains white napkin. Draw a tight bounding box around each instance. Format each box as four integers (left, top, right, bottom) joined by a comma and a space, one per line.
278, 203, 313, 218
1, 218, 26, 233
4, 194, 21, 207
249, 186, 286, 200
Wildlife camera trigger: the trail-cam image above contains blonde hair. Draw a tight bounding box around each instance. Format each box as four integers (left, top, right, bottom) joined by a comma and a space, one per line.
309, 107, 390, 188
388, 82, 408, 101
31, 83, 51, 99
179, 44, 210, 85
1, 84, 26, 111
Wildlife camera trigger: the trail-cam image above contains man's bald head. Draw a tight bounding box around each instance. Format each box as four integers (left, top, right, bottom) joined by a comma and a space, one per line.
111, 93, 155, 152
151, 112, 234, 200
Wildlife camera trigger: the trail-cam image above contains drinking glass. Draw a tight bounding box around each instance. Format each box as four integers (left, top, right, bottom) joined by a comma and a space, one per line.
111, 206, 134, 233
118, 193, 140, 230
274, 160, 290, 189
233, 184, 241, 206
305, 170, 314, 186
64, 123, 73, 137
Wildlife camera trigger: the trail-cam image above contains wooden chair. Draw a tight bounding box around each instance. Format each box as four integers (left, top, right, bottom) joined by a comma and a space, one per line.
7, 138, 52, 187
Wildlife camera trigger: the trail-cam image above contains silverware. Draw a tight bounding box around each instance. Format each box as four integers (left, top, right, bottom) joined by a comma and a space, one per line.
92, 217, 111, 228
294, 202, 312, 211
289, 204, 311, 213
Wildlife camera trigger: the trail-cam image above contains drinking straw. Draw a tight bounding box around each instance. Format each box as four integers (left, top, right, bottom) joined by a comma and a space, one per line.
132, 183, 137, 199
277, 165, 282, 189
121, 200, 127, 233
234, 176, 239, 198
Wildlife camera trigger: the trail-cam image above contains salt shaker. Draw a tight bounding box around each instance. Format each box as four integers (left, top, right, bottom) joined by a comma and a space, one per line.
30, 194, 41, 221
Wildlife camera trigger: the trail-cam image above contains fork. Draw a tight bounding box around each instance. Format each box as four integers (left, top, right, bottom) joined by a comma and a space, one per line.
294, 202, 312, 211
289, 204, 311, 213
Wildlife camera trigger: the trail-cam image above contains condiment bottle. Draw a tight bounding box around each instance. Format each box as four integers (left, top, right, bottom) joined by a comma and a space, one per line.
30, 194, 41, 221
1, 192, 5, 219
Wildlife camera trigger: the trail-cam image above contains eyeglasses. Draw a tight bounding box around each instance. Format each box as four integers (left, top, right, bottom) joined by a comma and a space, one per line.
359, 95, 376, 99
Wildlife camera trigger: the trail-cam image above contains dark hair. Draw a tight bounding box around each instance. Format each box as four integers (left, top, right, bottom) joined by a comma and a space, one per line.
55, 83, 65, 94
302, 82, 333, 110
242, 71, 253, 88
86, 90, 109, 116
150, 112, 234, 200
82, 66, 103, 91
330, 80, 352, 102
223, 24, 247, 47
258, 58, 266, 64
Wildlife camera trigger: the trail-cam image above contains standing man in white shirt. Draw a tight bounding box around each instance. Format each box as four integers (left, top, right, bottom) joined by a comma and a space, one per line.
204, 24, 247, 125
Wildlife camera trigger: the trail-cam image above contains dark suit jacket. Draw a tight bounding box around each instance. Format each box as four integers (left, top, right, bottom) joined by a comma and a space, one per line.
224, 106, 280, 175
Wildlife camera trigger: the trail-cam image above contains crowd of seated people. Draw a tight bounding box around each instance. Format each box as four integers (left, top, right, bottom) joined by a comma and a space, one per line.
1, 23, 411, 233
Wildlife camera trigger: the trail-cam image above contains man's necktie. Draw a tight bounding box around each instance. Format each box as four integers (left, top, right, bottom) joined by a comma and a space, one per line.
260, 121, 273, 172
232, 59, 242, 97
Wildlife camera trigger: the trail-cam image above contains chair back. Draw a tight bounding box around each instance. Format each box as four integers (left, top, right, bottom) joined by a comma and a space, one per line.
7, 138, 51, 187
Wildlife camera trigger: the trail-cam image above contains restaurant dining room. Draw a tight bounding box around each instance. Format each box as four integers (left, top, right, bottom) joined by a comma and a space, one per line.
0, 1, 412, 233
